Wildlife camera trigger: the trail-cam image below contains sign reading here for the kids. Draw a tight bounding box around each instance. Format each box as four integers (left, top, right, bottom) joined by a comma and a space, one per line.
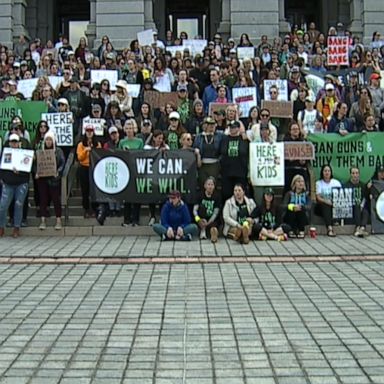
42, 112, 73, 146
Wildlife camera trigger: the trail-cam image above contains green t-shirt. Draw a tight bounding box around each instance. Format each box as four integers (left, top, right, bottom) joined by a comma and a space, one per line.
118, 137, 144, 150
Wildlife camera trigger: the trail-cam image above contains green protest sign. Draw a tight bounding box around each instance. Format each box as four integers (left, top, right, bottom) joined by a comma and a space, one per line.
0, 100, 48, 142
308, 133, 384, 183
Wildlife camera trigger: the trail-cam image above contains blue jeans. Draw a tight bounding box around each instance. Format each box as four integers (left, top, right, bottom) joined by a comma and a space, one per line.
153, 223, 198, 239
0, 183, 29, 228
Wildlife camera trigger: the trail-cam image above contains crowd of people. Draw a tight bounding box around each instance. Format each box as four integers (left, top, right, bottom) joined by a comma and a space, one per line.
0, 22, 384, 240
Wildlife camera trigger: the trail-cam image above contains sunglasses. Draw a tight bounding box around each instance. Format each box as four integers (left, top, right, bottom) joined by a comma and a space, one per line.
169, 118, 179, 121
261, 114, 269, 118
185, 137, 192, 141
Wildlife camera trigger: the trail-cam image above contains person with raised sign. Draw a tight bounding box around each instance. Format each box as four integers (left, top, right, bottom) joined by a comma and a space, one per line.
35, 131, 65, 231
0, 134, 30, 238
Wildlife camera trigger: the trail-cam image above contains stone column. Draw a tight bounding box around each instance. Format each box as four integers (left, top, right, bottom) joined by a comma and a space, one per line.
12, 0, 28, 42
278, 0, 290, 36
86, 0, 97, 49
349, 0, 363, 37
95, 0, 145, 50
362, 0, 384, 44
217, 0, 231, 40
144, 0, 156, 30
25, 0, 38, 40
230, 0, 279, 44
0, 0, 14, 48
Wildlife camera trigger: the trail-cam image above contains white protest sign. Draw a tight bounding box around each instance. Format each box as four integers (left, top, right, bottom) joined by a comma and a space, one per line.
17, 78, 39, 99
42, 112, 73, 146
237, 47, 255, 60
153, 74, 171, 92
232, 87, 258, 116
91, 70, 118, 91
0, 147, 34, 173
137, 29, 155, 47
165, 46, 183, 57
183, 39, 207, 56
327, 36, 349, 66
249, 142, 285, 186
306, 74, 325, 98
263, 79, 288, 101
48, 76, 63, 90
82, 117, 105, 136
126, 84, 141, 98
332, 187, 354, 219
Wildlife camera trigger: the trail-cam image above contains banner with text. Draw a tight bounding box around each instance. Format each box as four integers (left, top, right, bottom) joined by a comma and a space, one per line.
327, 36, 349, 66
232, 87, 257, 116
308, 133, 384, 183
90, 149, 197, 204
249, 142, 285, 186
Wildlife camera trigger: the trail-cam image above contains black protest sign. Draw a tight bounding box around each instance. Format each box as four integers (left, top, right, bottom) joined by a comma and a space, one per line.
90, 149, 197, 204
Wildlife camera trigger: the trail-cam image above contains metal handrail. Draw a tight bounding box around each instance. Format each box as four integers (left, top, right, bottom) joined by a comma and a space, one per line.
61, 150, 77, 225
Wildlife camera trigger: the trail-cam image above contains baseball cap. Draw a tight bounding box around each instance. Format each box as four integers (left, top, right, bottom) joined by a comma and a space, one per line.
106, 52, 114, 60
377, 165, 384, 173
9, 133, 20, 142
67, 50, 75, 56
142, 119, 152, 126
325, 83, 335, 91
305, 96, 314, 102
370, 73, 381, 81
57, 98, 69, 105
229, 120, 241, 129
264, 187, 274, 195
108, 126, 118, 134
204, 117, 215, 124
290, 66, 300, 73
13, 62, 20, 68
169, 190, 181, 199
20, 60, 27, 66
84, 125, 95, 132
169, 111, 180, 120
177, 84, 188, 92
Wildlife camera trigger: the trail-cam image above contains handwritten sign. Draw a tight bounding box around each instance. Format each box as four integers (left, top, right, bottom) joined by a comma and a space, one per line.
82, 117, 105, 136
284, 142, 315, 161
0, 147, 34, 173
41, 112, 73, 146
126, 84, 141, 98
208, 103, 239, 117
137, 29, 155, 47
237, 47, 255, 60
91, 70, 118, 91
17, 78, 39, 99
249, 142, 285, 186
261, 100, 293, 118
263, 80, 288, 101
144, 91, 179, 109
232, 87, 257, 116
182, 39, 208, 56
36, 149, 57, 178
327, 36, 349, 66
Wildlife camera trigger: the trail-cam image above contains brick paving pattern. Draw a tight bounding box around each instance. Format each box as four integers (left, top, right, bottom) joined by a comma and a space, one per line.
0, 262, 383, 383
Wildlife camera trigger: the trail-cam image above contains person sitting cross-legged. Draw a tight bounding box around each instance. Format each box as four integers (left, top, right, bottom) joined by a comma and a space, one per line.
153, 190, 198, 241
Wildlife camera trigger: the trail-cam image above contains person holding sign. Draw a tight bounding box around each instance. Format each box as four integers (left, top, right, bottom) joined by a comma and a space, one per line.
315, 164, 342, 237
222, 184, 257, 244
0, 134, 30, 238
35, 131, 65, 230
282, 175, 311, 238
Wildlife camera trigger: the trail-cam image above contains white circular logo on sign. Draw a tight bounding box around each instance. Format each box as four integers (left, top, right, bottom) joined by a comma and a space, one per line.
376, 192, 384, 222
93, 157, 129, 194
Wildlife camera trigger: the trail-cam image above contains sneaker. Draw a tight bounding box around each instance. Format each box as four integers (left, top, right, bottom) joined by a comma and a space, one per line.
39, 221, 46, 230
148, 216, 156, 226
21, 220, 28, 228
96, 212, 105, 226
210, 227, 218, 243
182, 234, 192, 241
241, 226, 249, 244
359, 227, 369, 237
200, 229, 207, 240
354, 227, 361, 237
121, 222, 130, 227
54, 221, 62, 230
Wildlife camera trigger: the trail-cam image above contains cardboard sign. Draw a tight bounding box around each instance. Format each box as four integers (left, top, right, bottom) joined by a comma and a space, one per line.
36, 149, 57, 178
332, 187, 353, 219
82, 118, 105, 136
237, 47, 255, 60
232, 87, 258, 116
90, 70, 118, 91
249, 142, 285, 186
327, 36, 349, 66
0, 147, 34, 173
41, 112, 73, 146
208, 102, 238, 117
284, 142, 315, 161
144, 91, 179, 109
263, 79, 288, 101
261, 100, 293, 118
17, 78, 39, 99
137, 29, 155, 47
126, 84, 141, 98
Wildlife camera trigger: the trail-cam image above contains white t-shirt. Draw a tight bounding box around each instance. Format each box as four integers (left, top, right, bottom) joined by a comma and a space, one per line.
298, 109, 319, 134
316, 179, 342, 201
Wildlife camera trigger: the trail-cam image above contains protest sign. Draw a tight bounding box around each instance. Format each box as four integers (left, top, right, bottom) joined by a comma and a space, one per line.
237, 47, 255, 60
153, 74, 171, 92
144, 91, 179, 109
182, 39, 207, 56
165, 46, 183, 57
261, 100, 293, 118
48, 76, 63, 90
371, 180, 384, 234
308, 132, 384, 183
249, 142, 285, 186
90, 70, 118, 91
126, 84, 141, 98
17, 78, 39, 99
306, 73, 325, 98
0, 147, 34, 173
327, 36, 349, 66
82, 117, 105, 136
42, 112, 73, 146
0, 100, 47, 142
263, 80, 288, 101
137, 29, 155, 47
208, 102, 235, 116
90, 149, 197, 204
284, 142, 315, 161
332, 187, 354, 219
36, 149, 57, 178
232, 87, 257, 116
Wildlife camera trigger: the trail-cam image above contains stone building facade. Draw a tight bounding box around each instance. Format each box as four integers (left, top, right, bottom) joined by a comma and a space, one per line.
0, 0, 383, 49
